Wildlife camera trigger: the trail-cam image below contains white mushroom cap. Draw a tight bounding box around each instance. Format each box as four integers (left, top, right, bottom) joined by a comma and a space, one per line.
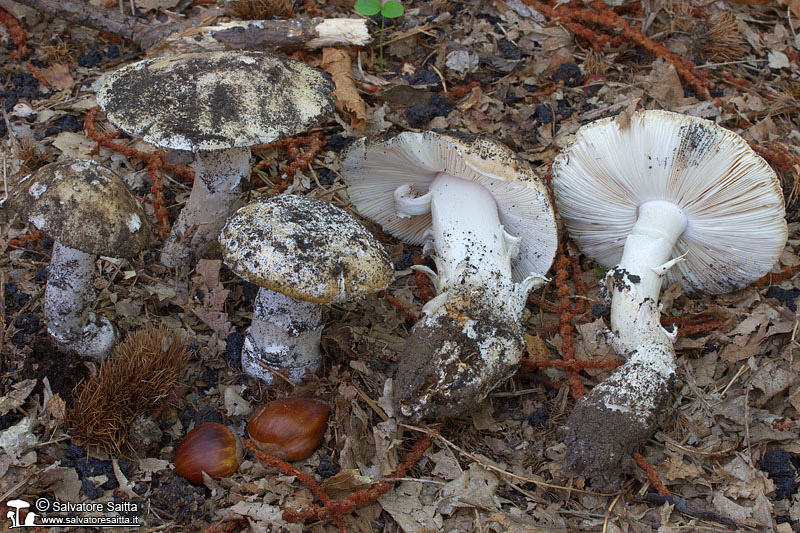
9, 159, 150, 258
552, 110, 787, 294
219, 195, 393, 303
97, 51, 335, 152
340, 131, 558, 282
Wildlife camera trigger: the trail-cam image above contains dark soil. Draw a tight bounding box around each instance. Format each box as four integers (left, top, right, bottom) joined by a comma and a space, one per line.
23, 337, 90, 400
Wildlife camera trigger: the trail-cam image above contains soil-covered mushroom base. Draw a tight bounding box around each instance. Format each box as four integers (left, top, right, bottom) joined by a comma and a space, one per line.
44, 242, 115, 359
395, 285, 525, 421
241, 288, 324, 384
564, 358, 674, 491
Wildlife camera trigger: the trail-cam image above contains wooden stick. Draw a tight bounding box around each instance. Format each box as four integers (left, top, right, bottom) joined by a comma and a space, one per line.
11, 0, 178, 49
9, 0, 369, 52
148, 17, 370, 57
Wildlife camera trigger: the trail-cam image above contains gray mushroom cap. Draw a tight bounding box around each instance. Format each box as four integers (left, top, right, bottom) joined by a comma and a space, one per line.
219, 195, 394, 303
8, 159, 150, 258
97, 51, 335, 152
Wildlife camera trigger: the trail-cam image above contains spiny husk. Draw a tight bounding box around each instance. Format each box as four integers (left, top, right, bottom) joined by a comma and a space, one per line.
13, 136, 49, 172
703, 14, 747, 63
67, 325, 189, 457
225, 0, 294, 20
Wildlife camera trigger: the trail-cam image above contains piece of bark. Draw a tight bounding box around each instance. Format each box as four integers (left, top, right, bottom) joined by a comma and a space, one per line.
10, 0, 180, 49
10, 0, 369, 52
148, 18, 370, 57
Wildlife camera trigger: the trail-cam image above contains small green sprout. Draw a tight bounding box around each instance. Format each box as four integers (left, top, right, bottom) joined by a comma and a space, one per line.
593, 264, 608, 278
354, 0, 404, 67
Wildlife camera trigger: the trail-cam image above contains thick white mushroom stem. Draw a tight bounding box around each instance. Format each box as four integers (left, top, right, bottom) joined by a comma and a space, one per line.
393, 173, 544, 420
161, 147, 251, 268
565, 200, 688, 490
397, 173, 540, 308
241, 288, 324, 384
44, 242, 115, 359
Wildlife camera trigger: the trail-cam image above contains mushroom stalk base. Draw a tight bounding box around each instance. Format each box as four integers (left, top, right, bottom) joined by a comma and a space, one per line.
241, 288, 324, 384
44, 242, 115, 359
395, 173, 544, 420
161, 147, 251, 268
565, 200, 687, 490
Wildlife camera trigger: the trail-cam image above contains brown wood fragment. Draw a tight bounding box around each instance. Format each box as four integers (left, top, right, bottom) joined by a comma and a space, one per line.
9, 0, 369, 52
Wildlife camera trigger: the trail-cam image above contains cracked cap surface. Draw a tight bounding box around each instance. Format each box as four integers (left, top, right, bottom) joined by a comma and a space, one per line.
219, 195, 393, 303
98, 50, 335, 152
8, 159, 150, 257
552, 110, 788, 294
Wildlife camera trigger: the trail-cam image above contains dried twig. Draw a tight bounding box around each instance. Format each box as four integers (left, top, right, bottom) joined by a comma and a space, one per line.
523, 0, 712, 99
10, 0, 180, 50
84, 106, 193, 236
245, 436, 431, 531
252, 132, 326, 192
7, 230, 44, 249
633, 452, 671, 495
642, 493, 736, 529
84, 107, 195, 182
0, 6, 31, 57
10, 0, 369, 52
522, 249, 591, 399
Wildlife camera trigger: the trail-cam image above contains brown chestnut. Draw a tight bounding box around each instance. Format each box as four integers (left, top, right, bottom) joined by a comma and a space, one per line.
248, 398, 329, 461
174, 423, 243, 484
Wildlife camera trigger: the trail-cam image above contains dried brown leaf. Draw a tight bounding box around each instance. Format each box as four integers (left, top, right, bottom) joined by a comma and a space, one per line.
192, 259, 233, 336
38, 63, 74, 91
0, 379, 36, 417
777, 0, 800, 19
616, 98, 640, 129
321, 48, 366, 131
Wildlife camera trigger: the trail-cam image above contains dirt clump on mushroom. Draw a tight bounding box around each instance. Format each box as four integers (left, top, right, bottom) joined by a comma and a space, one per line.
395, 286, 524, 421
563, 359, 674, 489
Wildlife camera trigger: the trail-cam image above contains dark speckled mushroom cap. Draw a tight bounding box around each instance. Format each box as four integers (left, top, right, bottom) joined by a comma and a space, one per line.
8, 159, 150, 257
339, 130, 558, 283
219, 195, 393, 303
97, 51, 335, 152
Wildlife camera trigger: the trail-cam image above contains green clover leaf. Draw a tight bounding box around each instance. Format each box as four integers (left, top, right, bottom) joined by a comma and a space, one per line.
354, 0, 381, 16
381, 1, 404, 18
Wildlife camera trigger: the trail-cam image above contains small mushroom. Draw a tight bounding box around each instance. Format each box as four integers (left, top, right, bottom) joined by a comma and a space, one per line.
97, 51, 335, 268
219, 195, 393, 384
8, 159, 150, 359
340, 131, 558, 420
552, 110, 787, 490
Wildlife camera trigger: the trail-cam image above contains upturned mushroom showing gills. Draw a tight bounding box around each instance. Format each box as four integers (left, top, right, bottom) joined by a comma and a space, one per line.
552, 110, 787, 490
340, 131, 558, 421
219, 195, 393, 384
97, 50, 335, 268
8, 159, 150, 359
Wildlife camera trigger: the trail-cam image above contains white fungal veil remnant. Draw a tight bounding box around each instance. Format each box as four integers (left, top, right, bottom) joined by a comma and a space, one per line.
340, 131, 558, 420
552, 110, 787, 490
